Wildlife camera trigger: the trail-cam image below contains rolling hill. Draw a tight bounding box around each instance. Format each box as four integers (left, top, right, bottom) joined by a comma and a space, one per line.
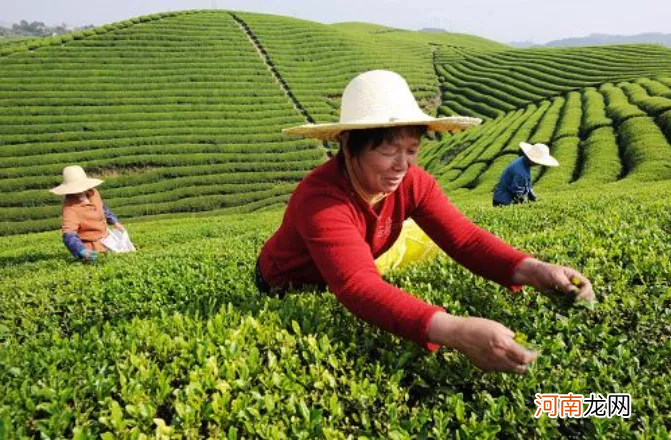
0, 10, 507, 235
2, 10, 671, 438
0, 10, 670, 235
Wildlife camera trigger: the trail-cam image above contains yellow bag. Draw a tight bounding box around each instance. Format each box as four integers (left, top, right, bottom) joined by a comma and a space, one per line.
375, 219, 439, 274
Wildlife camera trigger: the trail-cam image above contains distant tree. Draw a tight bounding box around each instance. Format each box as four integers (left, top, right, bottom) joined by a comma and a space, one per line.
11, 20, 49, 36
1, 20, 92, 38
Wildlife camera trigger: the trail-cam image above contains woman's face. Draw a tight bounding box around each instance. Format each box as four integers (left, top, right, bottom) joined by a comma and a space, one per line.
350, 128, 421, 195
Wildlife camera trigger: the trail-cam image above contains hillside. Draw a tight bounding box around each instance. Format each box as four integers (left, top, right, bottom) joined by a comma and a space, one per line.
331, 22, 510, 51
1, 10, 671, 438
420, 45, 671, 198
0, 11, 325, 235
0, 10, 506, 235
0, 10, 671, 235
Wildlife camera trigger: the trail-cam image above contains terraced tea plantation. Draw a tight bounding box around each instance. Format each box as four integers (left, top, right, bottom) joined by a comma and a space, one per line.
420, 45, 671, 198
0, 10, 513, 235
0, 11, 327, 235
1, 8, 671, 439
1, 182, 669, 438
422, 76, 671, 196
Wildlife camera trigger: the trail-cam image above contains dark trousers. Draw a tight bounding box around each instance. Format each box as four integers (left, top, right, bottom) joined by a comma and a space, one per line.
255, 258, 328, 298
255, 259, 271, 293
255, 259, 287, 298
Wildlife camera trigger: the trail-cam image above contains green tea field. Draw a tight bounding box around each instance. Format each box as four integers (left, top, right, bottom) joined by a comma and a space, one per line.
0, 9, 670, 439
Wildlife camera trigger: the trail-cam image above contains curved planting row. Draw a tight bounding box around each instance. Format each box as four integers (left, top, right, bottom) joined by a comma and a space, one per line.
429, 77, 671, 195
0, 12, 197, 57
234, 12, 446, 128
0, 11, 327, 234
4, 9, 671, 234
436, 45, 671, 119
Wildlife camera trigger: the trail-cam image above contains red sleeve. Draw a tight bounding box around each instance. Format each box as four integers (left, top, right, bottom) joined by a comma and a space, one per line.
411, 169, 530, 290
294, 192, 443, 351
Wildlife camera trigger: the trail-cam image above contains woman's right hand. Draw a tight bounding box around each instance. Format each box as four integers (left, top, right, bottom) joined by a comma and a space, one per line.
429, 313, 538, 374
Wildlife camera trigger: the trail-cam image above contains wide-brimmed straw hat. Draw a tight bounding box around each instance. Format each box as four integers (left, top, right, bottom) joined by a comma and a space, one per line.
49, 165, 103, 195
282, 70, 482, 140
520, 142, 559, 167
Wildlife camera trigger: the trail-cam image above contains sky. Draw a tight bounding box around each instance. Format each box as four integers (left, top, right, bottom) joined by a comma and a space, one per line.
1, 0, 669, 44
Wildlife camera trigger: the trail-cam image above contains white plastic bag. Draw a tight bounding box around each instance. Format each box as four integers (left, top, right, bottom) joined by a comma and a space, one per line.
101, 228, 136, 253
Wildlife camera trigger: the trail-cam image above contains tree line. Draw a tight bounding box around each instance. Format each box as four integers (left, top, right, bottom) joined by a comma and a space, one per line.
0, 20, 93, 38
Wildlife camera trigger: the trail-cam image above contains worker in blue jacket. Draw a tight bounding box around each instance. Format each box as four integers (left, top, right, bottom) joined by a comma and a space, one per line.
493, 142, 559, 206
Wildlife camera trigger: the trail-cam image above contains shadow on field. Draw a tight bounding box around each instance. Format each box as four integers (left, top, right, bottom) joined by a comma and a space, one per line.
0, 252, 72, 270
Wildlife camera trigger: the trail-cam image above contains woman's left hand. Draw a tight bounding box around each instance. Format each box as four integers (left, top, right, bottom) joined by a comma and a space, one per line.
512, 258, 595, 302
113, 222, 125, 231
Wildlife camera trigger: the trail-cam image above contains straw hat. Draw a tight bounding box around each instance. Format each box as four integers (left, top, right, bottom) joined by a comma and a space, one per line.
49, 165, 103, 195
282, 70, 482, 140
520, 142, 559, 167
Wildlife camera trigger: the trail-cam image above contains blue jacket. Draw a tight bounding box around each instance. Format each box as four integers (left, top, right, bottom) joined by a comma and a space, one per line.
493, 156, 536, 205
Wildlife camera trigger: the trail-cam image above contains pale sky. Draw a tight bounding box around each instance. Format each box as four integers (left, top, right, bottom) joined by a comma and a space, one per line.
1, 0, 669, 44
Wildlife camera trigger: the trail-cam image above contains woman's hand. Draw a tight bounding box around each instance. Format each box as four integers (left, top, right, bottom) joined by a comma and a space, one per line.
77, 249, 98, 263
512, 258, 595, 302
428, 313, 538, 374
113, 222, 125, 231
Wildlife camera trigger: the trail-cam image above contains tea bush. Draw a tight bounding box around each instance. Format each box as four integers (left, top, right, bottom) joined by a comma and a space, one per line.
1, 182, 669, 438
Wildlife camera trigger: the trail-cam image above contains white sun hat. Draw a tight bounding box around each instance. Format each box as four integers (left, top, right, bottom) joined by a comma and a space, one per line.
282, 70, 482, 140
49, 165, 104, 195
520, 142, 559, 167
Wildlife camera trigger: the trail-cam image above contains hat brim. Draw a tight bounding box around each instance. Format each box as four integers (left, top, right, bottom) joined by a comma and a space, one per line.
49, 178, 103, 195
520, 142, 559, 167
282, 116, 482, 141
527, 156, 559, 167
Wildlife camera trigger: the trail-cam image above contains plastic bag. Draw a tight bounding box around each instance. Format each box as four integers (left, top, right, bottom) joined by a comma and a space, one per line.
375, 219, 439, 274
101, 228, 137, 253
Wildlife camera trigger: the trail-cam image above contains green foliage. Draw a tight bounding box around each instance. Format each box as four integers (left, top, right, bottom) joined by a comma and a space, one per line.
578, 126, 621, 185
658, 109, 671, 141
0, 11, 328, 231
235, 11, 441, 123
435, 45, 671, 119
581, 88, 612, 135
2, 9, 671, 234
553, 91, 583, 139
529, 96, 565, 145
618, 117, 671, 181
1, 183, 670, 438
433, 77, 671, 194
535, 137, 580, 188
1, 14, 671, 436
620, 82, 671, 116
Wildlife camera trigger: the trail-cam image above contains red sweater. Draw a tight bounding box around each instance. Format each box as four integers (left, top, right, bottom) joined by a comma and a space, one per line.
259, 156, 529, 350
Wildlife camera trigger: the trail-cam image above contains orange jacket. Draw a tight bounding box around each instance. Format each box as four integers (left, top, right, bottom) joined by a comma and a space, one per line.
62, 189, 109, 252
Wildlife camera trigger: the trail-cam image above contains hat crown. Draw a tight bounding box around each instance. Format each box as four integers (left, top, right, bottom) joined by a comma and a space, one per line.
528, 143, 549, 155
62, 165, 88, 184
49, 165, 104, 194
340, 70, 425, 124
519, 142, 559, 167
